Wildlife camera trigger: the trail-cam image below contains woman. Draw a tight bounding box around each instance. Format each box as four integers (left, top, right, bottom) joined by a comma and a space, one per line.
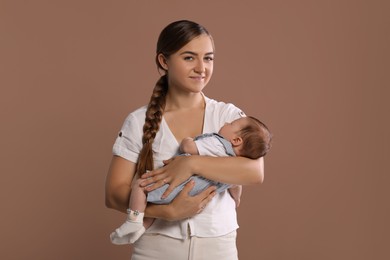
105, 20, 264, 259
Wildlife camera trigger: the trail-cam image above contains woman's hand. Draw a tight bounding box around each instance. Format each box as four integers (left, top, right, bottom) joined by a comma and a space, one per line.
140, 155, 194, 199
228, 185, 242, 208
164, 180, 216, 221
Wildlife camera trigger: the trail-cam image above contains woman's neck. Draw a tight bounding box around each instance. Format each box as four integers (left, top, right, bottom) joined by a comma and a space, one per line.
165, 91, 205, 112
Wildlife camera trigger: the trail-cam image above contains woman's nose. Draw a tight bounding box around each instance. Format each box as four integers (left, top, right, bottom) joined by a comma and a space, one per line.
194, 61, 205, 73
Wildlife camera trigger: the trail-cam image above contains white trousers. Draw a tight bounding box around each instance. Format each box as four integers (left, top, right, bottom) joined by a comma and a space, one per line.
131, 231, 238, 260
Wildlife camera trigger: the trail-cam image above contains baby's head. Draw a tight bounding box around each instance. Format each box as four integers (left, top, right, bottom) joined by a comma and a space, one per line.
218, 116, 272, 159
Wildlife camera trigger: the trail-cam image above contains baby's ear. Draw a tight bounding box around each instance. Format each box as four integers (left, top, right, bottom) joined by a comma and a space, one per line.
231, 137, 243, 147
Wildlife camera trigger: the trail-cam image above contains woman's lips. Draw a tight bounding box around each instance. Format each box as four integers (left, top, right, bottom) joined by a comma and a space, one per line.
190, 76, 205, 80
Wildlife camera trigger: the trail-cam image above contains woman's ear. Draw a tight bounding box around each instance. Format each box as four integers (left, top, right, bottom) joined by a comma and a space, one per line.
231, 137, 243, 147
157, 53, 168, 70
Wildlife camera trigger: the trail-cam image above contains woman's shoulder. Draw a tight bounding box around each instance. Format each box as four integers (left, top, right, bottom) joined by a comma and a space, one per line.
204, 96, 232, 109
123, 105, 147, 122
118, 105, 147, 132
204, 96, 245, 119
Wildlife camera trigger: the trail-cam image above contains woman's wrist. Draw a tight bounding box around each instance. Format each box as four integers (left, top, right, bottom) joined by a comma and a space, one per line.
189, 155, 201, 176
161, 204, 175, 221
145, 203, 174, 221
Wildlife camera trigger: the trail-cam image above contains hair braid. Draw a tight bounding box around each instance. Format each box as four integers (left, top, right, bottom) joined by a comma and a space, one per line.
137, 75, 168, 175
136, 20, 211, 175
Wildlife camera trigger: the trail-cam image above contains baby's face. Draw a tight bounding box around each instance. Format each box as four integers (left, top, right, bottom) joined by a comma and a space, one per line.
218, 117, 248, 141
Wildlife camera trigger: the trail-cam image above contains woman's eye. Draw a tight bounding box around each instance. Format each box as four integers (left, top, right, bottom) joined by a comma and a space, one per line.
184, 56, 194, 61
205, 56, 214, 61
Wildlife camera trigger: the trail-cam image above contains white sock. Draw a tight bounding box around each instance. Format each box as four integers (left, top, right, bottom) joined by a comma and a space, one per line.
110, 225, 146, 245
109, 210, 145, 245
129, 226, 146, 244
115, 220, 143, 237
110, 226, 146, 245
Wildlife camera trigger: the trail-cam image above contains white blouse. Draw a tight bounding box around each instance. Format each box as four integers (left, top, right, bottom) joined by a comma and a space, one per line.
113, 95, 246, 239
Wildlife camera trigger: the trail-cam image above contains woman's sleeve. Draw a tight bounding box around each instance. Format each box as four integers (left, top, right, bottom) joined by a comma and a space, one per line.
219, 102, 246, 126
112, 113, 143, 163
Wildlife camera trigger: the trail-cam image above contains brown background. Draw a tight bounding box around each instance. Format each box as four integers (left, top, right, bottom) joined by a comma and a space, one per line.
1, 1, 389, 259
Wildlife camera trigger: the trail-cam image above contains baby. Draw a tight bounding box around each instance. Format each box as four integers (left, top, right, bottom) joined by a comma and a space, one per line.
110, 116, 272, 244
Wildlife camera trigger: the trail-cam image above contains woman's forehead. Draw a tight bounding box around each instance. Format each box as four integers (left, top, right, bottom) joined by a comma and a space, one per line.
177, 34, 214, 54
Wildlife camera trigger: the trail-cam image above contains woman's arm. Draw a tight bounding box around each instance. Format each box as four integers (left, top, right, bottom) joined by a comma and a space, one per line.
105, 156, 135, 213
191, 155, 264, 184
140, 155, 264, 198
145, 181, 216, 221
105, 155, 216, 219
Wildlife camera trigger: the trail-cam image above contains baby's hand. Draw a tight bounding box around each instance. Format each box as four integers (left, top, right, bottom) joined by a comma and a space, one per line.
180, 137, 198, 155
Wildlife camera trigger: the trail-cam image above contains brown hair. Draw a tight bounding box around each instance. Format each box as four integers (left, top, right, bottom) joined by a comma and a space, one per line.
238, 116, 273, 159
137, 20, 212, 175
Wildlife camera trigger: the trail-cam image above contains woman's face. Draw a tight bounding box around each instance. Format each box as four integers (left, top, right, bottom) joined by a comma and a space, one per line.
161, 34, 214, 94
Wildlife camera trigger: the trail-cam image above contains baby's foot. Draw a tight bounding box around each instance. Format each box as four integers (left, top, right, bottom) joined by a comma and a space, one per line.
129, 226, 146, 243
110, 226, 146, 245
115, 220, 143, 237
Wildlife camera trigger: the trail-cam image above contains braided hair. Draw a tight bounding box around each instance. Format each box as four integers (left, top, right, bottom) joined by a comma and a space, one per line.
136, 20, 212, 175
